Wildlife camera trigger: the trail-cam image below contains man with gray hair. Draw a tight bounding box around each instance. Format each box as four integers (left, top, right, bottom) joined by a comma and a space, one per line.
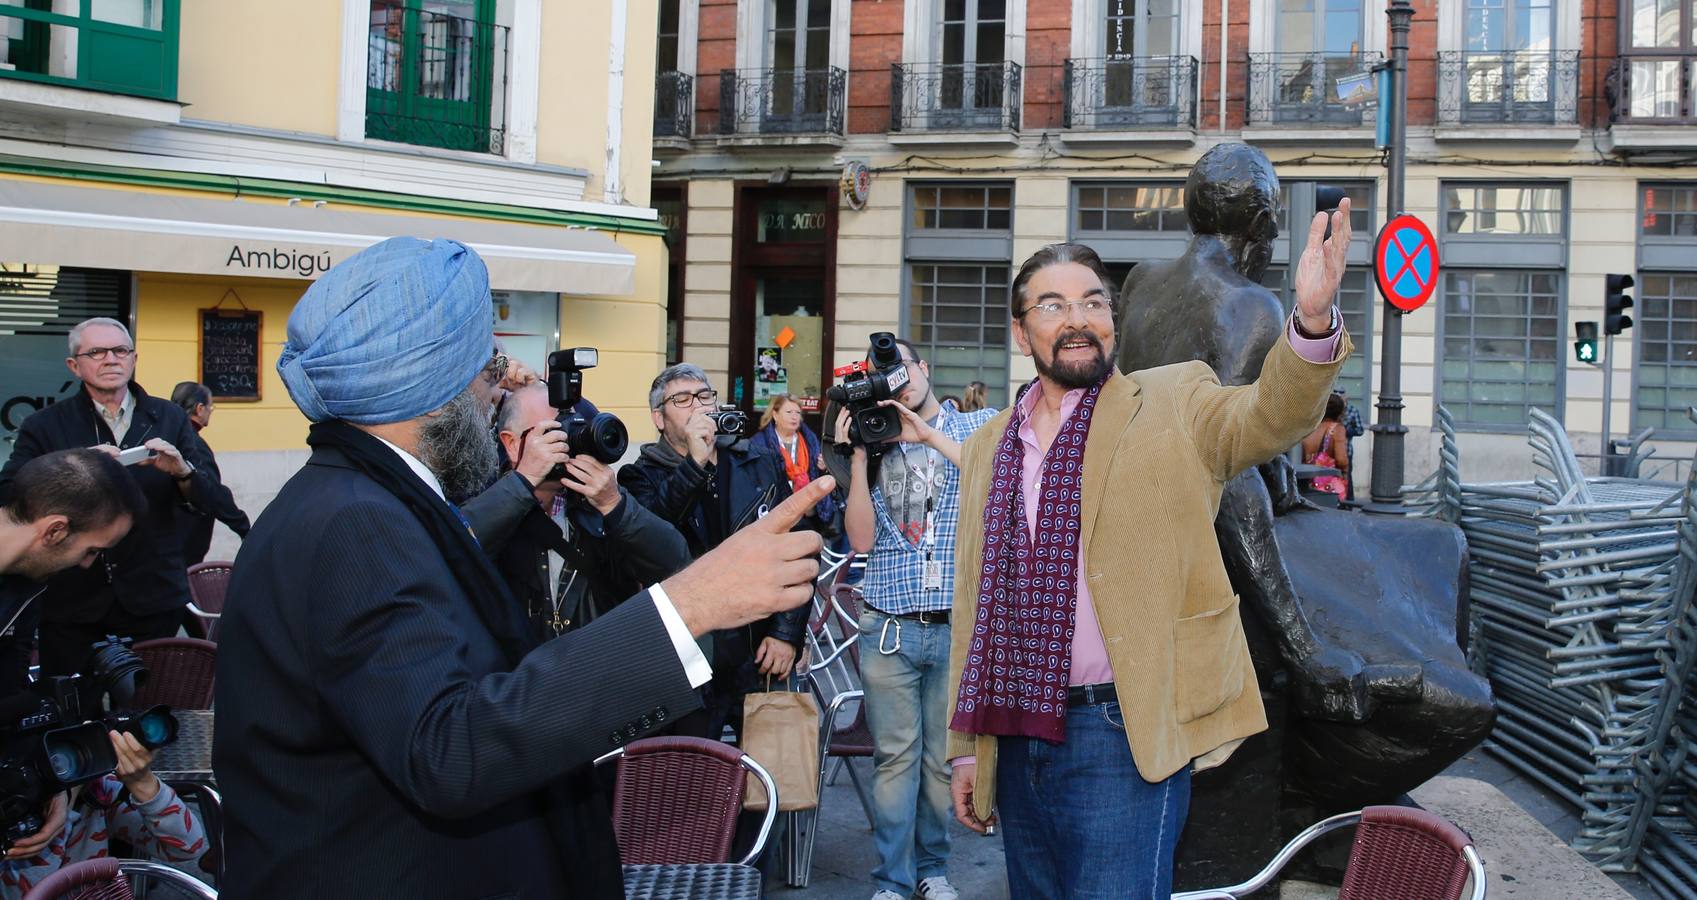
620, 363, 808, 740
214, 238, 835, 898
0, 316, 218, 680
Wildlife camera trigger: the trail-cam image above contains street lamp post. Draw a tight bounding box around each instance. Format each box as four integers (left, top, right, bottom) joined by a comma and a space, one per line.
1369, 0, 1415, 506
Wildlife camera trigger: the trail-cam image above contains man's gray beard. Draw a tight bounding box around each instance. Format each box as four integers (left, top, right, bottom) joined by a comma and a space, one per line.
416, 387, 498, 504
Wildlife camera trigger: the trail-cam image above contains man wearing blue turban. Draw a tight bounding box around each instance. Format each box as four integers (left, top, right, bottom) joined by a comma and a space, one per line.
213, 237, 837, 899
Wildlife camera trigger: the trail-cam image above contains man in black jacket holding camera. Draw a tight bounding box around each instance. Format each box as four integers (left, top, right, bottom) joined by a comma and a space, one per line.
620, 363, 806, 739
464, 382, 690, 640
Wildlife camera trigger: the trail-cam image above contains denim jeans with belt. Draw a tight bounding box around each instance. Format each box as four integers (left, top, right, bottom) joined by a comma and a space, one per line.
859, 611, 953, 896
995, 698, 1192, 899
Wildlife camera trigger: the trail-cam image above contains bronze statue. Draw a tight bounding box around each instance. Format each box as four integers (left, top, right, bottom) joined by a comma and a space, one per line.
1116, 143, 1496, 885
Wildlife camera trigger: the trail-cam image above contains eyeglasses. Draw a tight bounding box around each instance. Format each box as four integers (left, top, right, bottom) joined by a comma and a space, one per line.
74, 346, 134, 362
1017, 298, 1116, 322
662, 388, 718, 409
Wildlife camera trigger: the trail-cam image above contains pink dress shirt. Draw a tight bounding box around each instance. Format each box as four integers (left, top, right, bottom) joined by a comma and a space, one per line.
951, 321, 1340, 763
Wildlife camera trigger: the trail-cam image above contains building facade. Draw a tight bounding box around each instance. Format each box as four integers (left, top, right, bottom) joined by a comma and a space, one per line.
655, 0, 1697, 485
0, 0, 671, 544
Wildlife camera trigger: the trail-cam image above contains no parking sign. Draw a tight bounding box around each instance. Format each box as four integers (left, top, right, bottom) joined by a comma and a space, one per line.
1374, 214, 1440, 312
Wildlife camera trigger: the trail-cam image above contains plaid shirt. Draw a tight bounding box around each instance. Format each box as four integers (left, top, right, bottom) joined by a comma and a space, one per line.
1342, 402, 1366, 440
861, 403, 999, 615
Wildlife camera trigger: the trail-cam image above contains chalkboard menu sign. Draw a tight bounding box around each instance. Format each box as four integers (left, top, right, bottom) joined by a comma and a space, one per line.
199, 309, 263, 401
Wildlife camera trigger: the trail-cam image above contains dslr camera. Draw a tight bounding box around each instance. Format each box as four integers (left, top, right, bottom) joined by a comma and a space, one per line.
705, 405, 748, 437
544, 347, 629, 471
828, 331, 910, 448
0, 635, 178, 851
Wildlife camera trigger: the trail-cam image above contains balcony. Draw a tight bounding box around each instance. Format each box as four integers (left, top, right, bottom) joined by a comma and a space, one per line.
653, 70, 693, 153
717, 66, 845, 148
365, 7, 510, 155
1436, 50, 1579, 141
1061, 56, 1197, 145
0, 0, 180, 124
889, 61, 1021, 146
1245, 51, 1383, 141
1607, 57, 1697, 154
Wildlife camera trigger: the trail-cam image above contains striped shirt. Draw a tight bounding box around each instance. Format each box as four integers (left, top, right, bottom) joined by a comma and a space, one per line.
861, 402, 999, 615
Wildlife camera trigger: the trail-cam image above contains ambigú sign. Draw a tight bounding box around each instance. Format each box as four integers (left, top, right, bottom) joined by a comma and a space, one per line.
226, 245, 336, 279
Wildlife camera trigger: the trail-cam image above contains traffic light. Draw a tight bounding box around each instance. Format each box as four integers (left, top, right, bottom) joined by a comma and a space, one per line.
1575, 321, 1599, 365
1605, 274, 1635, 336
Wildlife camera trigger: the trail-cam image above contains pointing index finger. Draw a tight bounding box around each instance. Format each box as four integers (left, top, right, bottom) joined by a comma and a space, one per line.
753, 476, 837, 535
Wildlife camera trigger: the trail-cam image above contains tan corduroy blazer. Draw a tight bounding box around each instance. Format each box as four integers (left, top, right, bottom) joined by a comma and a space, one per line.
946, 331, 1353, 820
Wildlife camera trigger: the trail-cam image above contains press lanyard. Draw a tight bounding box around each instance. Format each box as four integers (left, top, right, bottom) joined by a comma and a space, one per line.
901, 409, 945, 592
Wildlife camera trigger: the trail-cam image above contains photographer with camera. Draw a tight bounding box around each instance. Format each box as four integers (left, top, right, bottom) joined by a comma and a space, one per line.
0, 450, 145, 865
619, 364, 806, 739
1, 727, 206, 896
464, 381, 689, 641
834, 335, 997, 900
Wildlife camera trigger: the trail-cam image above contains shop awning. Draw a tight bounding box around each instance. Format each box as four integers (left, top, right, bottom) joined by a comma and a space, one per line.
0, 180, 636, 295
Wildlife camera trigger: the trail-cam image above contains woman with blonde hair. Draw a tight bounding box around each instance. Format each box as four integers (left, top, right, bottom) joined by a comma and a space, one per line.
752, 394, 840, 534
959, 380, 989, 412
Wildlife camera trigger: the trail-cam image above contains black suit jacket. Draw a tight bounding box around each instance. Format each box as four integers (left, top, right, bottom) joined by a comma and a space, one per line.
174, 432, 250, 566
0, 383, 218, 621
213, 445, 702, 899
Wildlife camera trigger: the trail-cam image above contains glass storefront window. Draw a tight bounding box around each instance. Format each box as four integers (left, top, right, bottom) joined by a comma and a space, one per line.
752, 275, 826, 410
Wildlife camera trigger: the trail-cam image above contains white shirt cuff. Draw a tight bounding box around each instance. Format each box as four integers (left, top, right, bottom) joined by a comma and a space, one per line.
650, 583, 713, 689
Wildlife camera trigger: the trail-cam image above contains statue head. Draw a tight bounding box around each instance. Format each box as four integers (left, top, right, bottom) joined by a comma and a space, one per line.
1185, 143, 1281, 281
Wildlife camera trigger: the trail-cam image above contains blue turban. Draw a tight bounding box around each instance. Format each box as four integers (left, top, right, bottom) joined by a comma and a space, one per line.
279, 237, 492, 425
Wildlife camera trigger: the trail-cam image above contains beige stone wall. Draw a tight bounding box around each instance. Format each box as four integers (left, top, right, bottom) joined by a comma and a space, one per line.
536, 0, 659, 205
681, 180, 734, 393
178, 0, 342, 136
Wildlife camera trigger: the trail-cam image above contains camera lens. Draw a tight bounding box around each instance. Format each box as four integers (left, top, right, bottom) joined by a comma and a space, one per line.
566, 412, 628, 465
128, 707, 178, 749
46, 744, 85, 782
860, 411, 896, 441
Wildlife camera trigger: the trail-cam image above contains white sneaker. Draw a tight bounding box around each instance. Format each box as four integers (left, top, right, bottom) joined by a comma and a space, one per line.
916, 877, 960, 900
871, 892, 905, 900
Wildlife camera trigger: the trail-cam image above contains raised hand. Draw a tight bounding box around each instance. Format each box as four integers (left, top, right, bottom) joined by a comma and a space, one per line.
1293, 196, 1352, 330
662, 476, 835, 637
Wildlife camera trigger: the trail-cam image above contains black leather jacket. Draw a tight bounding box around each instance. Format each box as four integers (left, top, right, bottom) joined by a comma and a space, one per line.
619, 437, 809, 657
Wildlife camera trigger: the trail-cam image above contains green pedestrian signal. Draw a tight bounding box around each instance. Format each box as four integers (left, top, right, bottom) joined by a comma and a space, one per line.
1575, 320, 1599, 365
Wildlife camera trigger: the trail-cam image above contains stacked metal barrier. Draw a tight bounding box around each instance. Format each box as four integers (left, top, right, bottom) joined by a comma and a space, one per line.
1634, 458, 1697, 898
1454, 408, 1697, 876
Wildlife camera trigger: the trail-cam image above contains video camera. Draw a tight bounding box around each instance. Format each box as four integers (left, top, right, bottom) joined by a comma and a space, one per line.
0, 635, 178, 851
827, 331, 909, 449
544, 347, 629, 471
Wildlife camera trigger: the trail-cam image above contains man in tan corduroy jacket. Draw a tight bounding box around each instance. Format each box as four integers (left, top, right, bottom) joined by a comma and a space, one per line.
945, 200, 1355, 898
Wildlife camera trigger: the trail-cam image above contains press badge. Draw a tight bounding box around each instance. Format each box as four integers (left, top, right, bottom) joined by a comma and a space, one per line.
923, 557, 944, 591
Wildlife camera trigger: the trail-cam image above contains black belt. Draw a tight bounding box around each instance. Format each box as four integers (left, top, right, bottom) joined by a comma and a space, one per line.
869, 606, 949, 625
1068, 682, 1117, 707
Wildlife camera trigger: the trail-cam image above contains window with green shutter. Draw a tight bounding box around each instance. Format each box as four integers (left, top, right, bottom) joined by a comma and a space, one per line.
365, 0, 509, 154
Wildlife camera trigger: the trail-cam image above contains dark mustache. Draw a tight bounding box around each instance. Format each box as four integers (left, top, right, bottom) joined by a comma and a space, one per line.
1051, 330, 1104, 356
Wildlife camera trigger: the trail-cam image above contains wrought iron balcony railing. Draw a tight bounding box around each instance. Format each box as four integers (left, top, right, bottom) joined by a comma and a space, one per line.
366, 7, 510, 154
654, 71, 694, 138
890, 61, 1022, 132
1246, 52, 1384, 127
718, 67, 846, 137
1610, 56, 1697, 125
1062, 56, 1197, 129
1437, 50, 1578, 125
0, 0, 180, 101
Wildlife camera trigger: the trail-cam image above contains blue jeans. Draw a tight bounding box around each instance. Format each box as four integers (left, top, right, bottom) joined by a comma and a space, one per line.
996, 700, 1192, 899
859, 611, 953, 895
